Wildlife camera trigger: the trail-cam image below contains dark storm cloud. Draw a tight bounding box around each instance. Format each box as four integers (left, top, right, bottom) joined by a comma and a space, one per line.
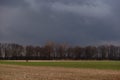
0, 0, 26, 7
0, 0, 120, 46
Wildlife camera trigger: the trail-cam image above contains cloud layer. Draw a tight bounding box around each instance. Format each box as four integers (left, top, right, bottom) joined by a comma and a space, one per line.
0, 0, 120, 46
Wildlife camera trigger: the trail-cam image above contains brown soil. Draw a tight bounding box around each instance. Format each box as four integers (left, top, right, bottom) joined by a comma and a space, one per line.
0, 64, 120, 80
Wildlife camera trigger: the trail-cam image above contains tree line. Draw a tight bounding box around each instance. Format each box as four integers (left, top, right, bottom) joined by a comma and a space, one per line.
0, 42, 120, 60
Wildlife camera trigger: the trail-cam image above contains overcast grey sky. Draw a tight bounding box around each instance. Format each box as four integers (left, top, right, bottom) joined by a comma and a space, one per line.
0, 0, 120, 46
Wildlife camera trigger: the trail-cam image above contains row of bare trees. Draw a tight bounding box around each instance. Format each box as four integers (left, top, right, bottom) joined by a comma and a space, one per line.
0, 43, 120, 60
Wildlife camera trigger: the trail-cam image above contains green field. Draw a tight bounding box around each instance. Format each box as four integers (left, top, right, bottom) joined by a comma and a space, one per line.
0, 60, 120, 70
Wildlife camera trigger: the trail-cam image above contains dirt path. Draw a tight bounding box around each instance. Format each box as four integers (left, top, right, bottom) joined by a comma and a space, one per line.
0, 64, 120, 80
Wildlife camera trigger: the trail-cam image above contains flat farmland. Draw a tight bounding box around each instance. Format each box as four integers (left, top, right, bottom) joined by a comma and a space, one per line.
0, 60, 120, 80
